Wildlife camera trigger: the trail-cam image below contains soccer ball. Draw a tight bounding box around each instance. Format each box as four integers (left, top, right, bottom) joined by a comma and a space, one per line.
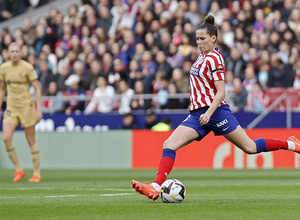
160, 179, 186, 203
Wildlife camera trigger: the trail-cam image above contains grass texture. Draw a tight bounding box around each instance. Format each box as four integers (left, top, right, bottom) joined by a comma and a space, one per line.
1, 169, 300, 220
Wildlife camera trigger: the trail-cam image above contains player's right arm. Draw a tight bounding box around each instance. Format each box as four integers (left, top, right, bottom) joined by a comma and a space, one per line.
0, 80, 7, 121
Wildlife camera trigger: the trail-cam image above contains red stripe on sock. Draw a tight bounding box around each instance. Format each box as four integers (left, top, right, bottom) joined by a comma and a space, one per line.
265, 138, 288, 151
153, 157, 174, 185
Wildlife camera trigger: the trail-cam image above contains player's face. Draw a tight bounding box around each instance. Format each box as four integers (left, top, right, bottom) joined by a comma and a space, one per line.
8, 45, 21, 63
196, 29, 216, 54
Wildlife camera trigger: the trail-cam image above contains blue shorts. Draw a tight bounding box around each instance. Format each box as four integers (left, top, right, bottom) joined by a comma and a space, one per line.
180, 105, 239, 141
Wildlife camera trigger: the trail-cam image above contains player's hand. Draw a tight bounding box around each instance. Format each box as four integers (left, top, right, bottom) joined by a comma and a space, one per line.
36, 110, 43, 122
199, 113, 210, 126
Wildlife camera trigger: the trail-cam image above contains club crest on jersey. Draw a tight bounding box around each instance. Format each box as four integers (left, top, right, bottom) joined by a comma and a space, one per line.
190, 66, 200, 76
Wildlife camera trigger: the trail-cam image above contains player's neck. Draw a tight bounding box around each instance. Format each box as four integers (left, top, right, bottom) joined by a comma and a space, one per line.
11, 60, 20, 65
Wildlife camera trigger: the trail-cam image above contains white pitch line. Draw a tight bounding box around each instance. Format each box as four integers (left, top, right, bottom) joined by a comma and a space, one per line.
0, 187, 134, 191
0, 193, 133, 199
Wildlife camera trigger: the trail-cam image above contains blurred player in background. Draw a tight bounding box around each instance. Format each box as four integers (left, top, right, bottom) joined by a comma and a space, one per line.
0, 42, 42, 182
131, 15, 300, 201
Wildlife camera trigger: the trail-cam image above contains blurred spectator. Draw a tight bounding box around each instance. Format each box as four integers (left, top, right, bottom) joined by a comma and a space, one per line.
38, 58, 56, 93
140, 50, 156, 93
42, 81, 65, 114
154, 50, 172, 79
245, 82, 269, 114
277, 41, 290, 64
167, 42, 184, 69
257, 61, 270, 89
144, 108, 157, 129
267, 54, 296, 88
55, 23, 73, 52
109, 0, 128, 36
64, 74, 86, 114
242, 63, 257, 94
130, 80, 151, 110
232, 77, 248, 112
73, 60, 88, 84
117, 80, 134, 114
132, 43, 145, 62
84, 60, 105, 90
166, 82, 185, 109
151, 117, 172, 132
41, 44, 57, 74
63, 4, 78, 25
127, 60, 143, 89
84, 75, 115, 114
98, 5, 112, 33
120, 29, 136, 67
225, 70, 235, 108
108, 58, 128, 87
198, 0, 212, 14
0, 0, 30, 21
22, 18, 36, 46
293, 58, 300, 89
226, 47, 246, 80
221, 20, 234, 48
57, 62, 71, 91
208, 1, 223, 26
171, 68, 189, 94
119, 113, 136, 129
155, 75, 169, 109
184, 0, 202, 28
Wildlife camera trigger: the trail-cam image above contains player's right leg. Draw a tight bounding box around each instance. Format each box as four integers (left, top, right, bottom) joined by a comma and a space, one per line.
131, 125, 199, 200
2, 121, 24, 182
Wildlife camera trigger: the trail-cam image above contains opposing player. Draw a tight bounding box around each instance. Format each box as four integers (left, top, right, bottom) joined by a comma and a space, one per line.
131, 15, 300, 200
0, 42, 43, 182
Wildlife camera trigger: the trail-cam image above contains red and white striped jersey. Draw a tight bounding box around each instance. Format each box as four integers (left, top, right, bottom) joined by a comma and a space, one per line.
189, 49, 227, 111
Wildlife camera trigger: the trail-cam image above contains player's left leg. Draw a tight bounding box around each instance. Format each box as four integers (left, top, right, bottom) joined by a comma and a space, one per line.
24, 125, 41, 182
224, 125, 296, 154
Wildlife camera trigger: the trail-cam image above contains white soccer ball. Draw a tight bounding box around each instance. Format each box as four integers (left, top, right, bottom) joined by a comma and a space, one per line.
160, 179, 186, 203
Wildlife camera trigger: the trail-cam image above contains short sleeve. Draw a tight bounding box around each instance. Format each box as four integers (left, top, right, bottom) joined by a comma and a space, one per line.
0, 65, 5, 81
27, 64, 38, 81
207, 52, 225, 81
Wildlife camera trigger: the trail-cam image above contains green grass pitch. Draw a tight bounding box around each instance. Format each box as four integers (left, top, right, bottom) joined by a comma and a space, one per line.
1, 169, 300, 220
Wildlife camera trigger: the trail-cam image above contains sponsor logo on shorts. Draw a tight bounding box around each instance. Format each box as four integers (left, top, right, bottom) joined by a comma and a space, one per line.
216, 119, 228, 127
223, 126, 230, 131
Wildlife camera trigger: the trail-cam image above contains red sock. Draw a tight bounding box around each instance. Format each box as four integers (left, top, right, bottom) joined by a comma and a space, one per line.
153, 157, 175, 185
265, 138, 288, 151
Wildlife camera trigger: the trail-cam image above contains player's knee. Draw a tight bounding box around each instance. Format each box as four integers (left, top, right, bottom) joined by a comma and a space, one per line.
242, 144, 257, 154
3, 135, 12, 144
26, 136, 36, 146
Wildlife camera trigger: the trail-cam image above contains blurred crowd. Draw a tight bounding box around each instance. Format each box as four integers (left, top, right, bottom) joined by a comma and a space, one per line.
0, 0, 299, 115
0, 0, 56, 21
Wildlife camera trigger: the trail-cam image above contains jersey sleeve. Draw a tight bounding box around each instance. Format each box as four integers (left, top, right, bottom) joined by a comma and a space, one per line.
27, 64, 38, 81
0, 65, 5, 81
207, 52, 225, 81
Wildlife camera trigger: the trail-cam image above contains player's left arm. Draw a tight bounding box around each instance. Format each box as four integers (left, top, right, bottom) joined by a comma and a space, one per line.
31, 79, 43, 122
199, 80, 225, 126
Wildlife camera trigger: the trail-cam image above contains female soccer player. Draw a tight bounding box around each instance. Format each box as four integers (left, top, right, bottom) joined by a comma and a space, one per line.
131, 15, 300, 200
0, 42, 42, 182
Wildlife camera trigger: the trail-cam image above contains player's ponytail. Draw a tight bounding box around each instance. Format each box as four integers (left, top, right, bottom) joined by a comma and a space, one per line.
197, 15, 218, 43
204, 15, 215, 26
